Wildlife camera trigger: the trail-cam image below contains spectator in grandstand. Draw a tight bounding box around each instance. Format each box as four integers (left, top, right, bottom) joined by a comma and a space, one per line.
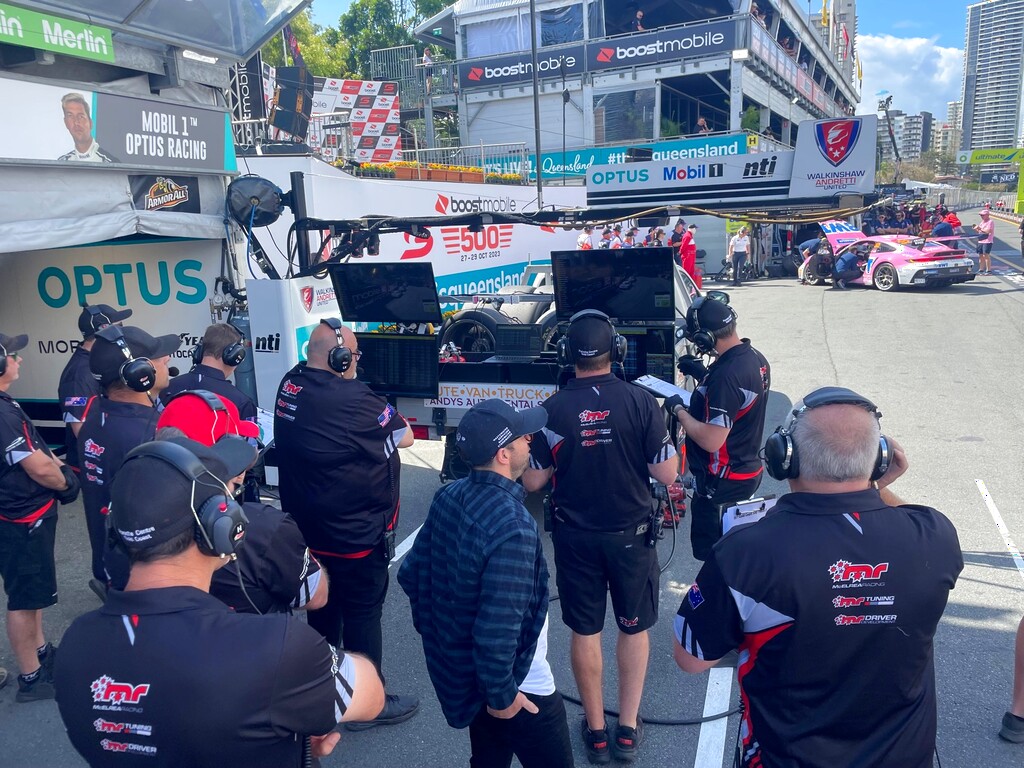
695, 117, 711, 134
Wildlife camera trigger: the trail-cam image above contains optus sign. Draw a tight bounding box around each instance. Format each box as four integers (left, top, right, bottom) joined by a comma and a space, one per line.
36, 260, 207, 308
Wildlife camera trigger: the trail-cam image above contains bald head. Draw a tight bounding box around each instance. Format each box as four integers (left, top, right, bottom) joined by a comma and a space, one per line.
306, 321, 357, 376
791, 403, 880, 484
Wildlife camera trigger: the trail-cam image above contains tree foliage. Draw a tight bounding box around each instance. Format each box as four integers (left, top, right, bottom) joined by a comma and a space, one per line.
258, 10, 350, 77
336, 0, 414, 79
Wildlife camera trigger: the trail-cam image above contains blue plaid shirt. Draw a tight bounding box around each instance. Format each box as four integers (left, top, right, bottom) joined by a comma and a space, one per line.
398, 470, 549, 728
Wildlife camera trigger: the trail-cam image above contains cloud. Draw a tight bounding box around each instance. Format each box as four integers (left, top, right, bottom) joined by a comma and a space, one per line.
856, 34, 962, 120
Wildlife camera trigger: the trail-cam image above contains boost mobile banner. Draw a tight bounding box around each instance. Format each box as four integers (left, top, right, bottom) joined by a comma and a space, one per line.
0, 76, 237, 173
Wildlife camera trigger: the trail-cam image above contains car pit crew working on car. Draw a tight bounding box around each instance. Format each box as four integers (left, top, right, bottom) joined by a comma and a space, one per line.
673, 387, 963, 768
54, 439, 384, 767
668, 297, 771, 561
523, 310, 679, 764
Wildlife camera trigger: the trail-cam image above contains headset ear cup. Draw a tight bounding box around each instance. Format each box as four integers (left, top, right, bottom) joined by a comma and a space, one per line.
612, 333, 627, 364
195, 496, 248, 557
192, 343, 204, 366
763, 428, 797, 480
0, 356, 6, 377
328, 346, 352, 374
871, 434, 892, 482
556, 336, 572, 367
121, 358, 157, 392
223, 342, 246, 367
106, 514, 129, 556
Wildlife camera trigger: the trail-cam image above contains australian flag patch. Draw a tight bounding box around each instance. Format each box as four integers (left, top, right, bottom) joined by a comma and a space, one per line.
687, 584, 705, 610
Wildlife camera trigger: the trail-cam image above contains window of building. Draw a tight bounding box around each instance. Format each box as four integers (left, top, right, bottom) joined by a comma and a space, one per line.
594, 88, 656, 144
540, 5, 584, 46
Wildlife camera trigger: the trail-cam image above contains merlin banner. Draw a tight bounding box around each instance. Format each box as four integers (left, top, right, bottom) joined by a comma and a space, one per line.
0, 76, 237, 174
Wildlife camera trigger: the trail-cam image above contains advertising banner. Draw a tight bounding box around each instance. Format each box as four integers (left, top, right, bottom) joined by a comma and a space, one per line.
232, 53, 266, 123
0, 2, 114, 63
957, 148, 1024, 165
0, 77, 237, 173
585, 19, 737, 72
586, 152, 794, 208
2, 240, 221, 405
980, 171, 1019, 185
458, 44, 585, 89
129, 175, 202, 214
789, 115, 876, 197
529, 133, 747, 180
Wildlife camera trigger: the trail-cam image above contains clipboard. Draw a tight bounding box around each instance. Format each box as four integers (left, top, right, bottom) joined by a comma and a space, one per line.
720, 496, 777, 534
632, 374, 691, 406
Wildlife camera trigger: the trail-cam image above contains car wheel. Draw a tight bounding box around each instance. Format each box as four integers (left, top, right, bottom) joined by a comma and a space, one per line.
805, 272, 825, 286
873, 263, 899, 292
441, 315, 497, 354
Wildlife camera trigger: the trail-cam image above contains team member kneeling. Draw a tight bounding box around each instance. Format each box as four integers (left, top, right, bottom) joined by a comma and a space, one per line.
55, 437, 383, 767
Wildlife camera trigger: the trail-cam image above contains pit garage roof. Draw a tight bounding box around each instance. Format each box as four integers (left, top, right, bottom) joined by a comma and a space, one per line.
13, 0, 310, 62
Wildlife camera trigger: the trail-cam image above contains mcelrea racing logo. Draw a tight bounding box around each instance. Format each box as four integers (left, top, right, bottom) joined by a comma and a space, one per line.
829, 559, 888, 584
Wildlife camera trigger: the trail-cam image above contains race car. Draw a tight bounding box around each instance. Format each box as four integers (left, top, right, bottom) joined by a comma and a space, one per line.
815, 219, 976, 292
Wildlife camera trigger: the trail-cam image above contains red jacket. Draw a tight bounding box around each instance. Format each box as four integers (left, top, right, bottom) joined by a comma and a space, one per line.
678, 231, 697, 277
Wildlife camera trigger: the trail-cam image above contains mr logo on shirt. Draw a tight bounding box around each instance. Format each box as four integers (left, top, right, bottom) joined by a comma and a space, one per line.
828, 559, 888, 584
579, 409, 610, 425
91, 675, 150, 705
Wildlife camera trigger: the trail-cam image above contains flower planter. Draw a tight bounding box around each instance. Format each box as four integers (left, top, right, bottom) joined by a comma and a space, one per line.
460, 171, 485, 183
393, 167, 418, 180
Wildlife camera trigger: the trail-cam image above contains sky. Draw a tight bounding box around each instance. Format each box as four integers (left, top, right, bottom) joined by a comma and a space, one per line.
306, 0, 974, 120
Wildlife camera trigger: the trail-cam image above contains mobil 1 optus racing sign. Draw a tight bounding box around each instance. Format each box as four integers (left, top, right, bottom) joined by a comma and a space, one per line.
458, 44, 584, 89
586, 152, 794, 209
586, 19, 737, 71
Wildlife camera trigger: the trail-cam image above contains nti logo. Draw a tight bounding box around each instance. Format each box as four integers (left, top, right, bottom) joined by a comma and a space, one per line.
434, 194, 518, 214
742, 155, 778, 179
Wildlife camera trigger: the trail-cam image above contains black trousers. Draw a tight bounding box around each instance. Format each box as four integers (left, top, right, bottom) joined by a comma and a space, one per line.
307, 549, 389, 673
690, 475, 762, 561
468, 691, 574, 768
731, 251, 748, 284
832, 268, 861, 284
84, 504, 108, 582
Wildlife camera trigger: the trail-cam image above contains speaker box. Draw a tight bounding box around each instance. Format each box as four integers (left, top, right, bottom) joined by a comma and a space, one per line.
268, 106, 310, 140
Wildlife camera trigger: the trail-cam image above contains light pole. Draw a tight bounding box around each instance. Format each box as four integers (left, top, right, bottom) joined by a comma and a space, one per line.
561, 60, 569, 186
528, 0, 544, 207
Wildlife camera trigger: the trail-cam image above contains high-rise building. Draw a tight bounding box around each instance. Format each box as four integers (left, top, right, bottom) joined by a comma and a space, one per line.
931, 101, 963, 156
877, 110, 933, 162
961, 0, 1024, 150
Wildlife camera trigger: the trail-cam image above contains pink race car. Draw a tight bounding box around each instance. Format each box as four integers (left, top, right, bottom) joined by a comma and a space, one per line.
803, 220, 976, 292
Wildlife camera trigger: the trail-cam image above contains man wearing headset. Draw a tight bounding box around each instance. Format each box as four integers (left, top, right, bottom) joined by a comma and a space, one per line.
669, 297, 770, 561
79, 326, 180, 596
156, 390, 328, 615
673, 387, 963, 768
159, 323, 256, 424
55, 438, 384, 766
0, 332, 79, 702
58, 303, 133, 474
274, 319, 419, 730
523, 310, 678, 764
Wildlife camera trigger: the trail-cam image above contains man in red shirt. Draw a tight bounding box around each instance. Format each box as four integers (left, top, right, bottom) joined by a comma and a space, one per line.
678, 224, 698, 278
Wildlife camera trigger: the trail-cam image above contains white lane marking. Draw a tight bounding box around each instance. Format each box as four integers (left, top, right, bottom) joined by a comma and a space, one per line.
975, 480, 1024, 584
694, 666, 734, 768
388, 524, 423, 569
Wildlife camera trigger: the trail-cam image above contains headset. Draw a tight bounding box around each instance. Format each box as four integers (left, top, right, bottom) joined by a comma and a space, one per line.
82, 304, 113, 336
762, 386, 892, 482
97, 326, 157, 393
555, 309, 627, 367
686, 296, 736, 354
192, 324, 247, 368
320, 318, 353, 374
110, 441, 248, 558
0, 340, 9, 377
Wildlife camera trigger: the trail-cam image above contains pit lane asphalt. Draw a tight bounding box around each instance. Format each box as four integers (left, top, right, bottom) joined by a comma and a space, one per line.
3, 213, 1024, 767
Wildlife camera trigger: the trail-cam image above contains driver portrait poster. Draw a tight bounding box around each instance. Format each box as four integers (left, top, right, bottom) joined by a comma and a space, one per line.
0, 76, 237, 174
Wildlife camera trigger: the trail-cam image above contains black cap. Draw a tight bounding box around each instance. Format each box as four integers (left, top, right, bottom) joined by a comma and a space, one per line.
78, 304, 133, 338
456, 398, 547, 466
0, 333, 28, 356
613, 224, 622, 231
567, 312, 614, 360
110, 441, 229, 551
688, 296, 736, 336
90, 326, 181, 386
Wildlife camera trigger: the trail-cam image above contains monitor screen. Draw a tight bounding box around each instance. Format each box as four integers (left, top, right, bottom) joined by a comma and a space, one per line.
354, 333, 440, 398
551, 248, 676, 322
329, 263, 443, 324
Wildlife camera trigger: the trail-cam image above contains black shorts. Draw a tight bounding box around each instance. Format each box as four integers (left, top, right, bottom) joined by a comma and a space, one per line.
552, 522, 658, 635
0, 516, 59, 611
978, 242, 992, 255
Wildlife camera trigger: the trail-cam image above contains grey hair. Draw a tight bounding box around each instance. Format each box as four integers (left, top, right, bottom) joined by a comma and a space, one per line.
790, 404, 880, 482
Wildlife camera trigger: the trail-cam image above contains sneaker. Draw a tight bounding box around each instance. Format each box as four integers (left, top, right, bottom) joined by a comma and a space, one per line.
836, 280, 847, 290
344, 693, 419, 732
88, 578, 108, 602
1000, 711, 1024, 743
612, 718, 644, 763
16, 671, 55, 703
581, 719, 611, 765
38, 643, 57, 680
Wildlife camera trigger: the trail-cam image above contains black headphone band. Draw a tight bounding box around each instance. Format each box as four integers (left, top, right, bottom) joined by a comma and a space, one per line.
84, 304, 113, 333
165, 388, 227, 414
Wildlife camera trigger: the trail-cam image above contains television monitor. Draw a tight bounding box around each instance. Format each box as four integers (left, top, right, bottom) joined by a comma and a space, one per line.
551, 247, 675, 322
354, 333, 440, 398
329, 262, 443, 324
